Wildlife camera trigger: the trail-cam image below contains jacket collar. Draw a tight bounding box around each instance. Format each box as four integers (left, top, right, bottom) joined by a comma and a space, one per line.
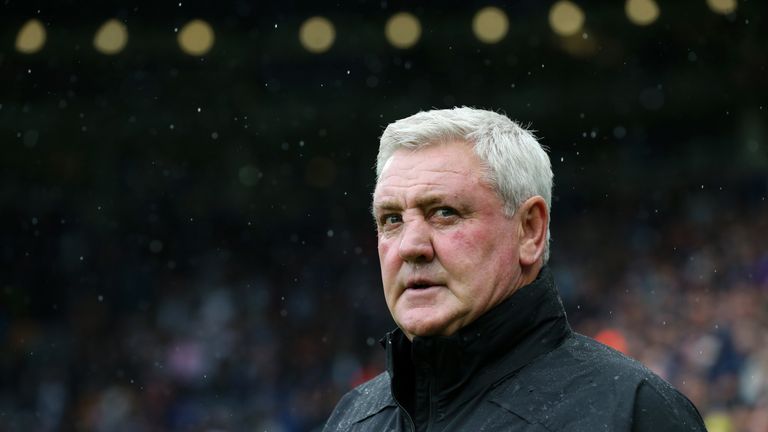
384, 266, 572, 408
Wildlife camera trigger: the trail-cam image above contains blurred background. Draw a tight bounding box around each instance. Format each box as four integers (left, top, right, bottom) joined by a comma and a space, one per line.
1, 0, 767, 431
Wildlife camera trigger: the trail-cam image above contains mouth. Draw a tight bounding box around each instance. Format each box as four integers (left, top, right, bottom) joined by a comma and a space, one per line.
406, 279, 443, 290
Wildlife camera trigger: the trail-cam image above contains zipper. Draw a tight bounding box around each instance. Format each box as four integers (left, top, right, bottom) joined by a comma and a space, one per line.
394, 399, 416, 432
425, 377, 434, 432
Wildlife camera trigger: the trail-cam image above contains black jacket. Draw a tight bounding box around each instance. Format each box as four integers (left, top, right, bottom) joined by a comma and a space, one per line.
323, 267, 707, 431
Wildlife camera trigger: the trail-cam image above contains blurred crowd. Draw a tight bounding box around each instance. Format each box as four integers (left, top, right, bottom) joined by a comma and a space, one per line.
2, 189, 767, 432
555, 194, 768, 432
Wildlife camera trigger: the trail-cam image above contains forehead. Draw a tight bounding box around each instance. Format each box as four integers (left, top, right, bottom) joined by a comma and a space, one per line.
373, 141, 492, 205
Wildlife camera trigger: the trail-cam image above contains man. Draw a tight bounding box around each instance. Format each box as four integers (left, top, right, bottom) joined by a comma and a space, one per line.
323, 108, 706, 431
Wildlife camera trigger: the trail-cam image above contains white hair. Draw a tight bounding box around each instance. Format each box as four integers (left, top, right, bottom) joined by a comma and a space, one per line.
376, 107, 553, 263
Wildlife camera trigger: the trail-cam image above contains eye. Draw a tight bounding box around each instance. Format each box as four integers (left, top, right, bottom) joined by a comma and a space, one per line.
380, 214, 403, 226
433, 207, 457, 218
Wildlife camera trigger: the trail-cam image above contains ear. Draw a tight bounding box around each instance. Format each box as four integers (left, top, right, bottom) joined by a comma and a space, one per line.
517, 196, 549, 267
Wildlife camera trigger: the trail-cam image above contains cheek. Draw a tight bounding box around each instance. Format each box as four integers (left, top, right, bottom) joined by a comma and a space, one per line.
443, 226, 492, 255
441, 224, 517, 268
377, 237, 390, 260
377, 239, 397, 275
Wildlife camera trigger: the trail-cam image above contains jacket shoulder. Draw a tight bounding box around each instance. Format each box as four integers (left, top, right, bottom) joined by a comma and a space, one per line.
489, 333, 699, 431
565, 335, 704, 430
322, 372, 396, 432
563, 334, 694, 399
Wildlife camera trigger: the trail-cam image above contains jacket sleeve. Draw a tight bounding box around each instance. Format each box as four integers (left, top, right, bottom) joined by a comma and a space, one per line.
631, 379, 707, 432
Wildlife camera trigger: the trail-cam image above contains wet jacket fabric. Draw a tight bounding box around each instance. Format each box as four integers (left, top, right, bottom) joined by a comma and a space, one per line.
322, 267, 707, 431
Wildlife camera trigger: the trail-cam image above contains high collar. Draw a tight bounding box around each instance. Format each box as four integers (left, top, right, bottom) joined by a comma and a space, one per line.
384, 266, 572, 409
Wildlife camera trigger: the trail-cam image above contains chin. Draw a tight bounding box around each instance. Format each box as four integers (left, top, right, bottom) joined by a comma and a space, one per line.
395, 306, 461, 339
399, 319, 452, 339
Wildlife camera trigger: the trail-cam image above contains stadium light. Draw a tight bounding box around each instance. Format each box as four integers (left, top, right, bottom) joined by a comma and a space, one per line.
385, 12, 421, 49
472, 7, 509, 44
93, 19, 128, 55
549, 1, 585, 37
178, 19, 214, 56
16, 19, 46, 54
707, 0, 737, 15
625, 0, 660, 26
299, 16, 335, 54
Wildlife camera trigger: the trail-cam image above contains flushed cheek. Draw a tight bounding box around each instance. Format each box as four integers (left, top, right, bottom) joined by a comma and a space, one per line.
377, 240, 399, 273
438, 227, 512, 287
438, 228, 488, 266
377, 239, 400, 301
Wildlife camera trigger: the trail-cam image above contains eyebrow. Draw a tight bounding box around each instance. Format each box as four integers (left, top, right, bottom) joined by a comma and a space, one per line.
372, 193, 450, 215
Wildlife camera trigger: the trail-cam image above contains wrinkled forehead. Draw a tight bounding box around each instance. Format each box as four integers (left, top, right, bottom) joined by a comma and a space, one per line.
373, 142, 494, 204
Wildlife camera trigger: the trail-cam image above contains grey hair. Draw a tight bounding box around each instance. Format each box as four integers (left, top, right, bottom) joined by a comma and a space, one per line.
375, 107, 553, 263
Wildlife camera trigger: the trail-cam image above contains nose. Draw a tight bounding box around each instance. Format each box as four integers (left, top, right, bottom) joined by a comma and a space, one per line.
398, 218, 435, 263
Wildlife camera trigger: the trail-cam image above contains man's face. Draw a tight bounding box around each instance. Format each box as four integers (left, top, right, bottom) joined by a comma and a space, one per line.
373, 140, 526, 339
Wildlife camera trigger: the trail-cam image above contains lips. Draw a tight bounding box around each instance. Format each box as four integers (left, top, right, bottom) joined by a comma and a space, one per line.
405, 278, 443, 290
